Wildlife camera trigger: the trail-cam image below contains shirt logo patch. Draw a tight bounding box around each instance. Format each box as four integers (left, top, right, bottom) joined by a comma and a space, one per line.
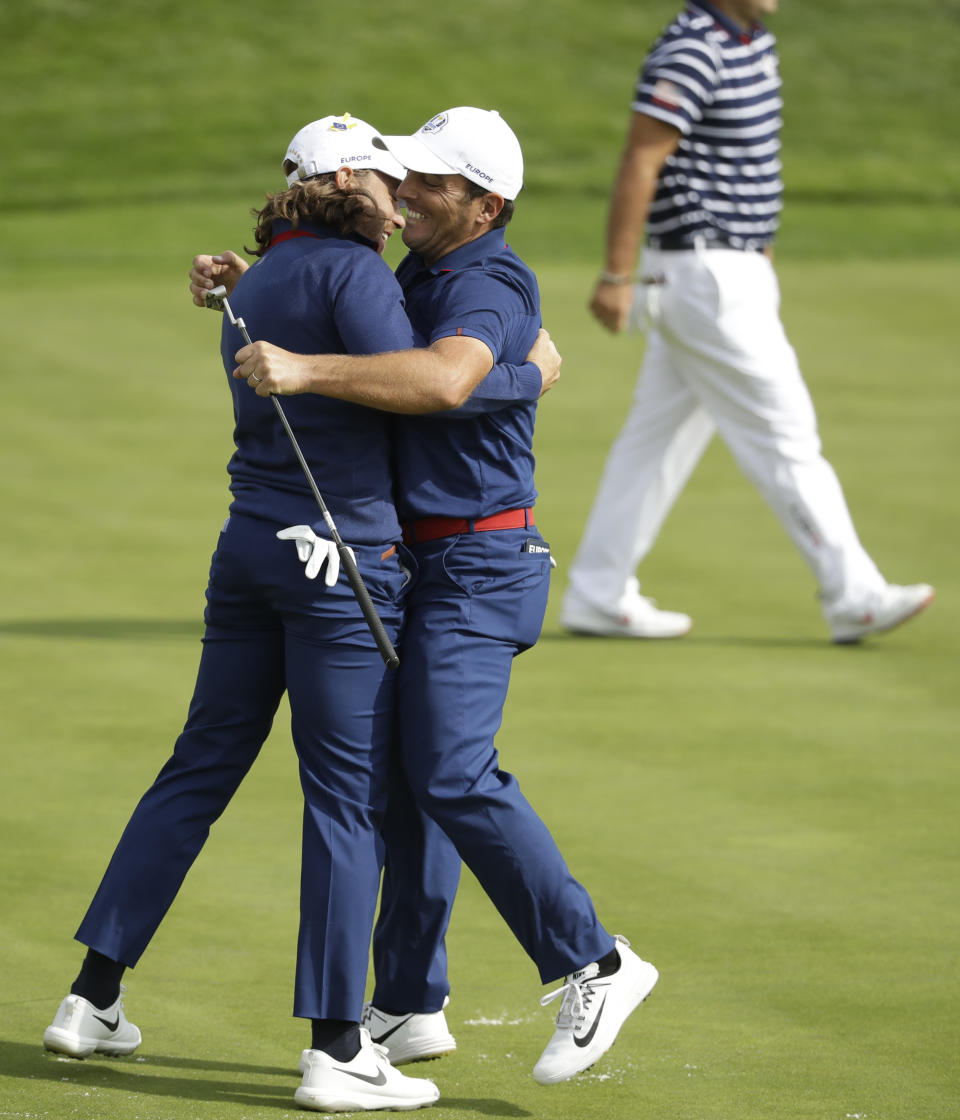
651, 78, 681, 109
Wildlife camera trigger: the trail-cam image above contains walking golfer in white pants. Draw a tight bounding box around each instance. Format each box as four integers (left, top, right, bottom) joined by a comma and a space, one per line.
562, 0, 933, 644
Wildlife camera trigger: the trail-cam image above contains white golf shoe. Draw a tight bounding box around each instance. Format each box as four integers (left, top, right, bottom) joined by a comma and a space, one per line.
533, 935, 658, 1085
825, 582, 935, 644
43, 987, 141, 1058
561, 580, 692, 639
361, 997, 456, 1065
294, 1028, 440, 1112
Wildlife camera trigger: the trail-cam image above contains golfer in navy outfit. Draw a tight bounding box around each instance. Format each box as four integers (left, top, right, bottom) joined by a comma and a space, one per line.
222, 107, 662, 1087
43, 115, 441, 1114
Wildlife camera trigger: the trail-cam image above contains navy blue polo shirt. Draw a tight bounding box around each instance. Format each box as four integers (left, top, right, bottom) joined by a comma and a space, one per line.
634, 0, 783, 247
393, 228, 543, 521
221, 219, 415, 544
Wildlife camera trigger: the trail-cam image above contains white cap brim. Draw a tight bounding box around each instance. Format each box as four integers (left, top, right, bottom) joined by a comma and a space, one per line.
369, 148, 408, 181
373, 135, 457, 177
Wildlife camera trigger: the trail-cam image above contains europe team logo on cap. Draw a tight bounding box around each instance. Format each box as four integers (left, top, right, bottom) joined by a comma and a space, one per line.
421, 113, 448, 134
330, 114, 358, 132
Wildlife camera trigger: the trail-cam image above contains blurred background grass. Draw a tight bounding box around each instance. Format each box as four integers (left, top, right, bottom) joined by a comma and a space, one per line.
1, 2, 958, 1119
4, 0, 959, 260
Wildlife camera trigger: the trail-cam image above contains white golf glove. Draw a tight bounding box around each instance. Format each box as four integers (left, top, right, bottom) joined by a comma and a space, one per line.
628, 274, 666, 334
276, 525, 353, 586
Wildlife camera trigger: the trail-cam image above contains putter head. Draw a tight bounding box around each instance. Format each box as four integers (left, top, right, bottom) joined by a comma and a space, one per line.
204, 285, 228, 312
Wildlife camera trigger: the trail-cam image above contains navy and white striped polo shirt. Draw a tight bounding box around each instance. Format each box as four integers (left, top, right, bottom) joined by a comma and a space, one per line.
633, 0, 783, 248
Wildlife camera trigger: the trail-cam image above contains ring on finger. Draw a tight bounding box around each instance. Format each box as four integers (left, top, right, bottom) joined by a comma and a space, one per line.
250, 373, 262, 384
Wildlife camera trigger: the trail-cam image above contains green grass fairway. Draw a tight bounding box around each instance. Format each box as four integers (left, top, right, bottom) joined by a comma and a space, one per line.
2, 0, 959, 1117
2, 254, 957, 1120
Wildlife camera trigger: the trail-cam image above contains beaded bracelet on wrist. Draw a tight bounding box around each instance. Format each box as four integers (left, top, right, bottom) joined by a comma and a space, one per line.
597, 271, 634, 286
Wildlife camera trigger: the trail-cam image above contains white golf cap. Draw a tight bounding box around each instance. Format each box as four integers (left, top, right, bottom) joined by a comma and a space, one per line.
372, 107, 524, 200
283, 113, 406, 186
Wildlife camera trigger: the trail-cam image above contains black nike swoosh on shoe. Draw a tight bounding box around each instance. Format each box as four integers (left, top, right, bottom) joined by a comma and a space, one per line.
94, 1014, 120, 1032
333, 1066, 389, 1086
369, 1015, 413, 1045
573, 995, 606, 1049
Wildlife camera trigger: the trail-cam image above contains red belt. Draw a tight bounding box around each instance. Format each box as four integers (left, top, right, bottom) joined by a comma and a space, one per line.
402, 507, 534, 545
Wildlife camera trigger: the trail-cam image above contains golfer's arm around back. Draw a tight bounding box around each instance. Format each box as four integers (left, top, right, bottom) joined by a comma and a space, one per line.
231, 329, 559, 414
188, 252, 561, 414
589, 112, 679, 334
189, 250, 248, 306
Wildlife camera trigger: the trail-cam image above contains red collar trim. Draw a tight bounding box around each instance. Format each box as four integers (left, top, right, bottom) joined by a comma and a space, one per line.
268, 229, 323, 249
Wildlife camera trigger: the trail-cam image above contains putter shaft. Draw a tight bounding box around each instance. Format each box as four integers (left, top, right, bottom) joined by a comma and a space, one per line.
205, 286, 399, 669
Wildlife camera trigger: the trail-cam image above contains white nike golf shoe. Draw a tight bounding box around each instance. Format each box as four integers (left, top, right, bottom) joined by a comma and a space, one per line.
825, 582, 935, 644
43, 987, 141, 1058
294, 1029, 440, 1112
561, 580, 692, 639
533, 935, 658, 1085
361, 997, 457, 1065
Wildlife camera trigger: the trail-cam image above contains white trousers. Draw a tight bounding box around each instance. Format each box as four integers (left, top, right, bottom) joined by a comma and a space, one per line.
566, 247, 885, 613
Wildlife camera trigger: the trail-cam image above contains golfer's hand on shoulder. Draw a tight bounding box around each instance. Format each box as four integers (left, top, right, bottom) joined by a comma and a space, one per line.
589, 280, 633, 333
189, 251, 248, 307
233, 342, 315, 396
526, 328, 562, 397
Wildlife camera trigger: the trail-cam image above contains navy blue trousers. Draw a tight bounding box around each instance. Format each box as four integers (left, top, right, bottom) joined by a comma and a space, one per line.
76, 513, 404, 1020
372, 527, 613, 1012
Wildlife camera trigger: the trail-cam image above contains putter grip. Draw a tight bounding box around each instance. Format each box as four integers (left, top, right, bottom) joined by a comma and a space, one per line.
338, 544, 400, 670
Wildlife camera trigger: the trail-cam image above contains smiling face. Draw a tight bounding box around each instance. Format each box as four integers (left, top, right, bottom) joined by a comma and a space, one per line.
396, 170, 496, 265
349, 169, 406, 255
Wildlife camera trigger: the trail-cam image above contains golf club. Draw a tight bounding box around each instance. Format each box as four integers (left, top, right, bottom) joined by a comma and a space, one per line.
205, 284, 400, 670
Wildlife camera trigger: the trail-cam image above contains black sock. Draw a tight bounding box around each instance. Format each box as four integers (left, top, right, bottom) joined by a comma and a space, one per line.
70, 948, 126, 1009
594, 945, 621, 979
311, 1019, 361, 1062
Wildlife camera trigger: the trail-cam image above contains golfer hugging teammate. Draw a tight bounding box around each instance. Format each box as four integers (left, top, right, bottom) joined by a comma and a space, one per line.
43, 107, 659, 1113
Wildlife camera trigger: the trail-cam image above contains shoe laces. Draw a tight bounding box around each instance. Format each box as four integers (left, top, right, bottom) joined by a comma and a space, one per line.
539, 963, 600, 1029
359, 1026, 392, 1065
